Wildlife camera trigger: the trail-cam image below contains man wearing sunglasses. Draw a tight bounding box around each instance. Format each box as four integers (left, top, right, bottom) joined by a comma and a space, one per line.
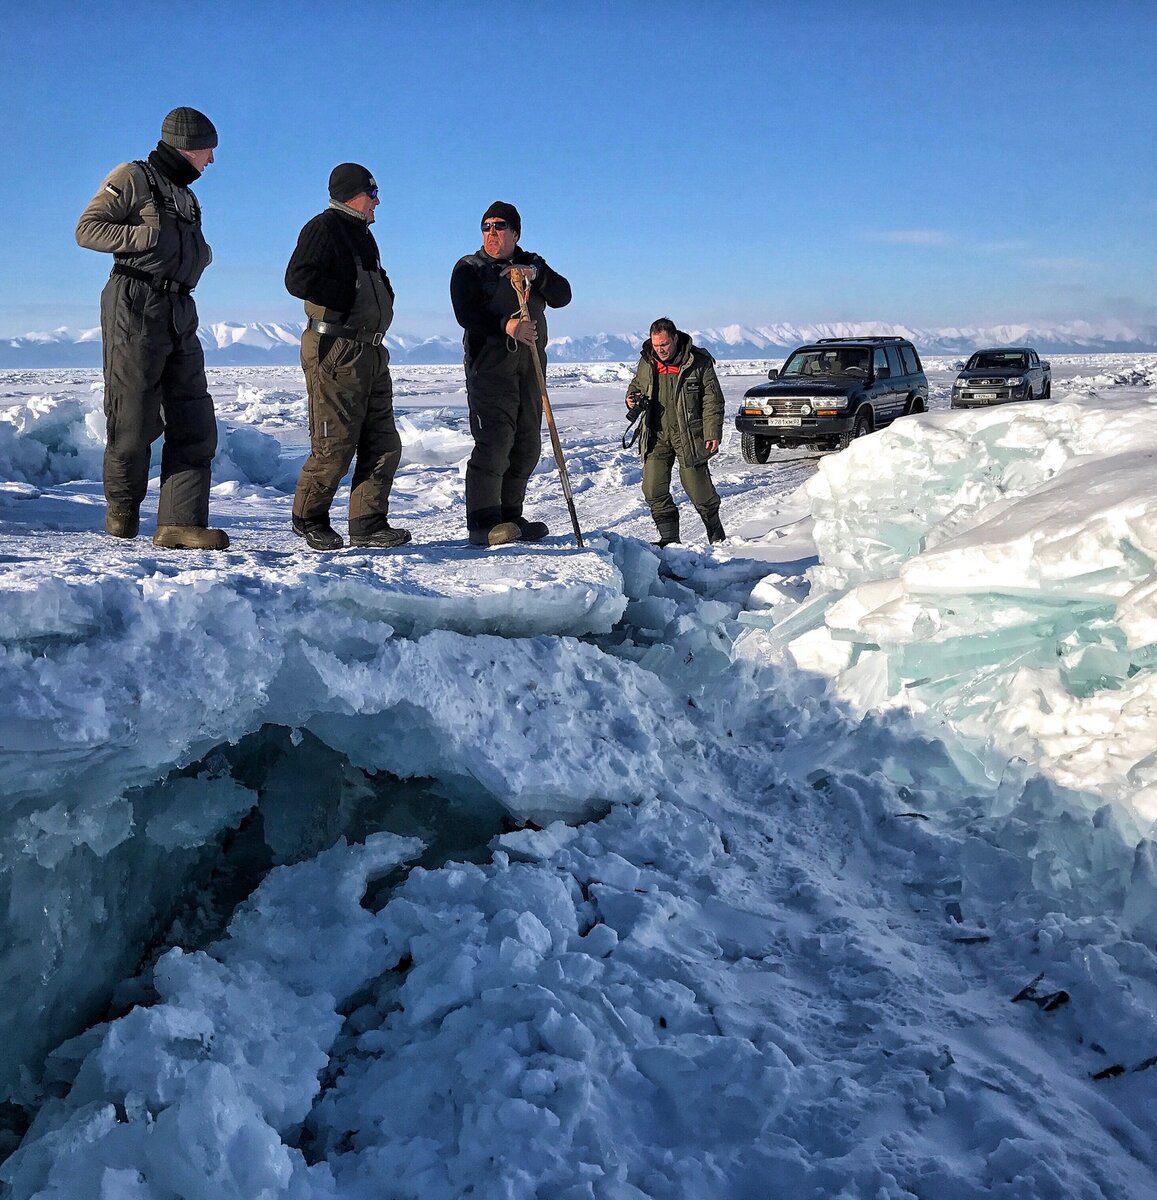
284, 163, 410, 550
450, 201, 572, 547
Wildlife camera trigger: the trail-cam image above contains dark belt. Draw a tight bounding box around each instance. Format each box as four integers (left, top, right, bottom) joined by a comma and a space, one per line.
307, 318, 385, 346
111, 263, 194, 296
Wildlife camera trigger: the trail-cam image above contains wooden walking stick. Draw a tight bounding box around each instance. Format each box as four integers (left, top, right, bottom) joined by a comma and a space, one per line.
507, 266, 584, 547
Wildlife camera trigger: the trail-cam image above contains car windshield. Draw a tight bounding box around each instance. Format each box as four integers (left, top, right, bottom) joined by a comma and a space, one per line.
781, 348, 870, 378
968, 351, 1027, 370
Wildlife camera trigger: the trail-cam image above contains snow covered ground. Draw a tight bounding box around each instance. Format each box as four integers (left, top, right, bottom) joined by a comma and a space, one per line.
1, 354, 1156, 1197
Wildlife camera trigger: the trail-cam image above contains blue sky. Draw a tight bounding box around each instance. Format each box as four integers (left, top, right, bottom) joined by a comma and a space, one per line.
2, 0, 1155, 339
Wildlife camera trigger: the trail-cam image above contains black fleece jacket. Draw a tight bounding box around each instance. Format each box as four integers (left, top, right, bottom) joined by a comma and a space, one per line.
450, 247, 571, 365
284, 208, 392, 316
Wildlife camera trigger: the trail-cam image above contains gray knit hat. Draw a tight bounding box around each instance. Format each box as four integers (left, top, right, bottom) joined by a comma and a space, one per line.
160, 107, 218, 151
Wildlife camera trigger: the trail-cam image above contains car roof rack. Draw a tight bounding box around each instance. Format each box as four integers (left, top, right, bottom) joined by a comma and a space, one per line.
813, 335, 908, 345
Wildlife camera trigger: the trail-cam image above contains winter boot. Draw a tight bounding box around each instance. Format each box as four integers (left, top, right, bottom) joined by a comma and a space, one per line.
349, 525, 412, 549
153, 525, 230, 551
292, 516, 343, 551
704, 514, 727, 545
513, 517, 549, 541
469, 521, 521, 547
105, 505, 140, 539
652, 522, 680, 549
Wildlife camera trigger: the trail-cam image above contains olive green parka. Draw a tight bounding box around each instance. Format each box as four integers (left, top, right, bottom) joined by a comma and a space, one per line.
626, 332, 724, 469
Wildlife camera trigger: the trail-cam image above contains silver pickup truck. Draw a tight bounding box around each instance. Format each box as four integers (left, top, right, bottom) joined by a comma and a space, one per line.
951, 347, 1051, 407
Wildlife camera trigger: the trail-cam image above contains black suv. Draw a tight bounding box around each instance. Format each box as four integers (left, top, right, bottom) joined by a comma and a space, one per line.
734, 336, 929, 462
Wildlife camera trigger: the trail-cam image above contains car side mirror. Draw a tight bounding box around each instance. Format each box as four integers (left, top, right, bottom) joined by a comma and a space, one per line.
767, 368, 779, 381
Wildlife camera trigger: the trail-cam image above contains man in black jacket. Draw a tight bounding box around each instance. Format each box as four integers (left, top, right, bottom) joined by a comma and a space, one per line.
450, 202, 571, 546
285, 163, 410, 550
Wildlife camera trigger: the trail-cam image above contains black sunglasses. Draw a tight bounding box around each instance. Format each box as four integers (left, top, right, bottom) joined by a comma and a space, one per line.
481, 219, 510, 232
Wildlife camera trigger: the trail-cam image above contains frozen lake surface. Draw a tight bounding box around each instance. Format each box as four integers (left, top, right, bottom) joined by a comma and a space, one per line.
1, 354, 1156, 1197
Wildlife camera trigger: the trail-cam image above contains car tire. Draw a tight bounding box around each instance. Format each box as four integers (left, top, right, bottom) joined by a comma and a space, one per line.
904, 395, 926, 415
740, 432, 772, 464
836, 410, 872, 451
1042, 380, 1051, 399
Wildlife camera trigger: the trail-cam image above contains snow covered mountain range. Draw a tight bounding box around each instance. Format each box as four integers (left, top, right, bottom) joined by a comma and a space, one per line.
4, 318, 1157, 367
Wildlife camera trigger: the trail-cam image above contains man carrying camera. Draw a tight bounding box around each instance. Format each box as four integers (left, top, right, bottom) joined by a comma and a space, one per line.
625, 317, 726, 547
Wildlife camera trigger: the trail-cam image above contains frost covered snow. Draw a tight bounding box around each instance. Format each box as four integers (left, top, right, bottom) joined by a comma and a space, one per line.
1, 355, 1157, 1197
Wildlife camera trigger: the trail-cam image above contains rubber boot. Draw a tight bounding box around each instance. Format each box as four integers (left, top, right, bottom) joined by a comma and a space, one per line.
153, 525, 230, 551
514, 517, 549, 541
653, 521, 680, 549
105, 505, 140, 539
469, 521, 521, 547
704, 514, 727, 545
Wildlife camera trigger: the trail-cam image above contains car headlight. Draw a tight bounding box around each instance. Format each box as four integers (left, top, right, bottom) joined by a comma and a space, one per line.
1006, 376, 1024, 388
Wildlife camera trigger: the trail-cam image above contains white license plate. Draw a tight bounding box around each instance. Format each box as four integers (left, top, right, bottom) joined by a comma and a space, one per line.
767, 416, 802, 427
973, 391, 997, 400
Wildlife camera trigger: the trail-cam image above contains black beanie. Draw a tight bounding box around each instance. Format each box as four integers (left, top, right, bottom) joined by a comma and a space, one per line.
329, 163, 377, 203
482, 201, 521, 235
160, 107, 218, 151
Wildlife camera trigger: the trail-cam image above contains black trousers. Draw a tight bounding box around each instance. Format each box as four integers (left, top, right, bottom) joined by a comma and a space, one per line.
464, 342, 542, 531
100, 275, 217, 526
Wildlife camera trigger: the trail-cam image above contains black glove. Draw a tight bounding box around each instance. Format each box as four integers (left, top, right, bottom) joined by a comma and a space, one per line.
526, 254, 549, 288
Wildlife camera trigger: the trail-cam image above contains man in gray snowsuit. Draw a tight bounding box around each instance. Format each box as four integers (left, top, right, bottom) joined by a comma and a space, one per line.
75, 107, 228, 550
626, 317, 726, 546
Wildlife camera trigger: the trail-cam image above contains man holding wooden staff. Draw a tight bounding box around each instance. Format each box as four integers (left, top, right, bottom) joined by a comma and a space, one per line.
450, 202, 573, 547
